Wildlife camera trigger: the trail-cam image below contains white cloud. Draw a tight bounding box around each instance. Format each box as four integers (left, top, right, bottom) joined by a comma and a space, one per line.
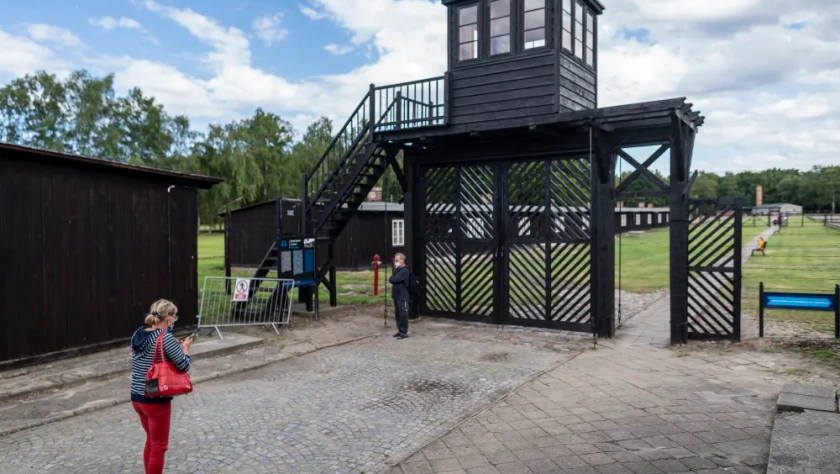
0, 28, 68, 77
89, 16, 145, 31
252, 13, 288, 46
324, 43, 353, 55
25, 23, 81, 48
3, 0, 840, 173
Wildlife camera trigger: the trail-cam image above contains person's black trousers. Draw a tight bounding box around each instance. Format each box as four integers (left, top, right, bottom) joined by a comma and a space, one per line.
394, 299, 409, 335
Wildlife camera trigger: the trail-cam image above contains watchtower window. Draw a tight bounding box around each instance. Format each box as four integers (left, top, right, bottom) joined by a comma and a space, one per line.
459, 5, 479, 61
574, 1, 584, 60
489, 0, 511, 55
561, 0, 572, 53
585, 11, 594, 66
523, 0, 546, 50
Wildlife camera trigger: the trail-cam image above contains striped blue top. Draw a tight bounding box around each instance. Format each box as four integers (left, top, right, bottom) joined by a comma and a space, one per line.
130, 326, 191, 404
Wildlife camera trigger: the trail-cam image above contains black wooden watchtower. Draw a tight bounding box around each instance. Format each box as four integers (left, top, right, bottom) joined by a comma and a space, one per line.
250, 0, 742, 344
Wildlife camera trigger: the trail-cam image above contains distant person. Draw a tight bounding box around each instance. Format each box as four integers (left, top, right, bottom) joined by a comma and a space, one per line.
130, 299, 193, 474
389, 253, 410, 339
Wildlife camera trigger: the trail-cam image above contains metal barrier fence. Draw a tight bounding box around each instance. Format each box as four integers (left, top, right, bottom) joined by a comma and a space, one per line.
198, 276, 294, 339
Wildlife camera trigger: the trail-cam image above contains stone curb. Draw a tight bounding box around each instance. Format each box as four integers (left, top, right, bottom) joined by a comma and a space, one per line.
373, 350, 584, 474
0, 334, 375, 438
0, 338, 264, 404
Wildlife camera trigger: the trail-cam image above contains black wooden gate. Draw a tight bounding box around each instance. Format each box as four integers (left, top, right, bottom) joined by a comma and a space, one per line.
686, 198, 743, 341
420, 158, 592, 333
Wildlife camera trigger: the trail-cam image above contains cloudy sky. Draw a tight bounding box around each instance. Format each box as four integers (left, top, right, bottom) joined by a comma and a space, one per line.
1, 0, 838, 173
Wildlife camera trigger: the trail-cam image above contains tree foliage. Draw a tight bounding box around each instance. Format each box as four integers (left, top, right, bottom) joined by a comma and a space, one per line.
1, 69, 837, 230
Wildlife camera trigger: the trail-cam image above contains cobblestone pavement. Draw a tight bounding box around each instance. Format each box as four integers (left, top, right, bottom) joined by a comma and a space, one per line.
390, 295, 830, 474
0, 320, 588, 474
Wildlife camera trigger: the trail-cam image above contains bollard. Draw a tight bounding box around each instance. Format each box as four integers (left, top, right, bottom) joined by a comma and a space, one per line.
372, 254, 381, 296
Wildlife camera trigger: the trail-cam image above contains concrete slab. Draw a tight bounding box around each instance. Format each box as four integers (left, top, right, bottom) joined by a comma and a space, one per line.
767, 411, 840, 474
777, 392, 837, 413
0, 332, 262, 403
781, 383, 836, 400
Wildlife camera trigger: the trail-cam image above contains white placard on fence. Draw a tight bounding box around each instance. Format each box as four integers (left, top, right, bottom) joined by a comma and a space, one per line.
233, 278, 251, 301
199, 276, 294, 340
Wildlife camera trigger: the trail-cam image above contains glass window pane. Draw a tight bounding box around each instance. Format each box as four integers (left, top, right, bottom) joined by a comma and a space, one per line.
575, 1, 584, 23
491, 35, 511, 55
460, 24, 478, 43
586, 11, 594, 32
490, 0, 510, 19
562, 30, 572, 50
575, 39, 584, 58
491, 18, 510, 36
524, 9, 545, 30
563, 0, 572, 13
459, 5, 477, 26
575, 26, 583, 41
459, 42, 477, 60
524, 29, 546, 49
563, 12, 572, 32
586, 47, 594, 66
586, 31, 594, 48
525, 0, 544, 11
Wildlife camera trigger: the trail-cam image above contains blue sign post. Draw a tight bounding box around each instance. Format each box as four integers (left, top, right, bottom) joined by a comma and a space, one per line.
759, 283, 840, 338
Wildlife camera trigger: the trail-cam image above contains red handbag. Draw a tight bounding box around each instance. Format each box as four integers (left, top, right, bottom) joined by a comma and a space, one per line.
145, 333, 193, 398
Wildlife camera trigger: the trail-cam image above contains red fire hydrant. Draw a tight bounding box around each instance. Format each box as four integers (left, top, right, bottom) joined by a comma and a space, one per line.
372, 254, 381, 296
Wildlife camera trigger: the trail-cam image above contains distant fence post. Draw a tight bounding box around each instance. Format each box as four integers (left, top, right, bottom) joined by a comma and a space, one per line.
835, 284, 839, 339
224, 206, 232, 294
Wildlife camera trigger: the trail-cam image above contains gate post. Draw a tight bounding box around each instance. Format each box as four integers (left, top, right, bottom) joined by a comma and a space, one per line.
669, 115, 691, 344
590, 127, 616, 338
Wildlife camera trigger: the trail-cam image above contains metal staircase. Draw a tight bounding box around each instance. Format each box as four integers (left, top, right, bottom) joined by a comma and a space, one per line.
239, 77, 446, 309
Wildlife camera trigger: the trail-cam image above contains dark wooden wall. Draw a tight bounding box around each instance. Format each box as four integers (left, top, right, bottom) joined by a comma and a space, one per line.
558, 53, 596, 111
0, 150, 200, 363
226, 203, 404, 271
449, 53, 557, 126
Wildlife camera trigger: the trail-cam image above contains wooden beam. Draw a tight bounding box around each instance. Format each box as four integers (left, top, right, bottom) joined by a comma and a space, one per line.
386, 149, 407, 194
614, 145, 670, 195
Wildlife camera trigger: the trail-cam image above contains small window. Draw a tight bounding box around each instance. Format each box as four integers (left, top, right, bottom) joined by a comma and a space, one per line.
489, 0, 511, 55
621, 214, 627, 227
574, 1, 584, 60
585, 11, 594, 66
523, 0, 545, 50
666, 214, 669, 222
657, 214, 662, 224
392, 219, 405, 247
647, 214, 652, 225
519, 217, 530, 236
561, 0, 572, 52
458, 5, 479, 61
635, 214, 640, 226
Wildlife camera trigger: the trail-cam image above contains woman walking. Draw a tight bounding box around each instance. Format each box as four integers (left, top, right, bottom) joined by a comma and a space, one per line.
130, 299, 193, 474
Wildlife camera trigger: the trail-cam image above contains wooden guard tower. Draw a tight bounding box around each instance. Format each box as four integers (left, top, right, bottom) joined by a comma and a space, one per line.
255, 0, 743, 344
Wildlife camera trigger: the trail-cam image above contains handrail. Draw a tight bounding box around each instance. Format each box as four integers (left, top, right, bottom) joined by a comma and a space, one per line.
305, 91, 370, 182
302, 75, 448, 234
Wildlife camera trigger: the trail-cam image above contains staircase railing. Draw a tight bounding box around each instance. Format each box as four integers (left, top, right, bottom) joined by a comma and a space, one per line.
302, 75, 447, 234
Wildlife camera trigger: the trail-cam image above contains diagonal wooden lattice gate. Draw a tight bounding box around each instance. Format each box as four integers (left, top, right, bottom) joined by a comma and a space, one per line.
419, 158, 593, 333
685, 198, 743, 341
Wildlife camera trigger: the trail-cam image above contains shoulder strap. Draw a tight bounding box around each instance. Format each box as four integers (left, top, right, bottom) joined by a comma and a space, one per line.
153, 332, 165, 364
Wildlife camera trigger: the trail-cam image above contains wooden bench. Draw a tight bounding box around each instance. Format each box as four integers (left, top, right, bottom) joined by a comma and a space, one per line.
751, 237, 767, 256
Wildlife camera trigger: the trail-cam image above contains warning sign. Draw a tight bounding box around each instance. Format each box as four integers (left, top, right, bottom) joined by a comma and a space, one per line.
233, 278, 251, 302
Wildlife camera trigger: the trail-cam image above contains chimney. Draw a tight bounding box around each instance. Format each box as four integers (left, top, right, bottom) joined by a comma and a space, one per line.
366, 187, 383, 202
756, 185, 763, 207
647, 203, 653, 208
617, 201, 623, 208
638, 201, 645, 208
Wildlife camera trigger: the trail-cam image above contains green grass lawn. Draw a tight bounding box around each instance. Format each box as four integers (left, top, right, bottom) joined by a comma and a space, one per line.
742, 220, 840, 333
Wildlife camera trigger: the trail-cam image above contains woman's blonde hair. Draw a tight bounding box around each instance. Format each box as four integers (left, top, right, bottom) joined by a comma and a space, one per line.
143, 299, 179, 326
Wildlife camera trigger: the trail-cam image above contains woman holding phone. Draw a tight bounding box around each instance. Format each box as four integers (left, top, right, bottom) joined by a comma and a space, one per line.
130, 299, 193, 474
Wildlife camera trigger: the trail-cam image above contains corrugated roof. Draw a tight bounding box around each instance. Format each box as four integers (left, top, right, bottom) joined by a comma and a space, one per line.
0, 142, 223, 189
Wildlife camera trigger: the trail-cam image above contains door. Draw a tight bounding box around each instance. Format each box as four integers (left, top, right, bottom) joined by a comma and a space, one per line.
420, 164, 500, 324
503, 158, 592, 332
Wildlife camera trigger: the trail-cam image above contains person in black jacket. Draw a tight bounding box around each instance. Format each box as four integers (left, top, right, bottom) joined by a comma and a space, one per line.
389, 253, 410, 339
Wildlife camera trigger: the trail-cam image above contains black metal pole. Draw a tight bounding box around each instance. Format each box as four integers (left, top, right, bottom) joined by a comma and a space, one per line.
834, 284, 839, 340
759, 281, 764, 338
